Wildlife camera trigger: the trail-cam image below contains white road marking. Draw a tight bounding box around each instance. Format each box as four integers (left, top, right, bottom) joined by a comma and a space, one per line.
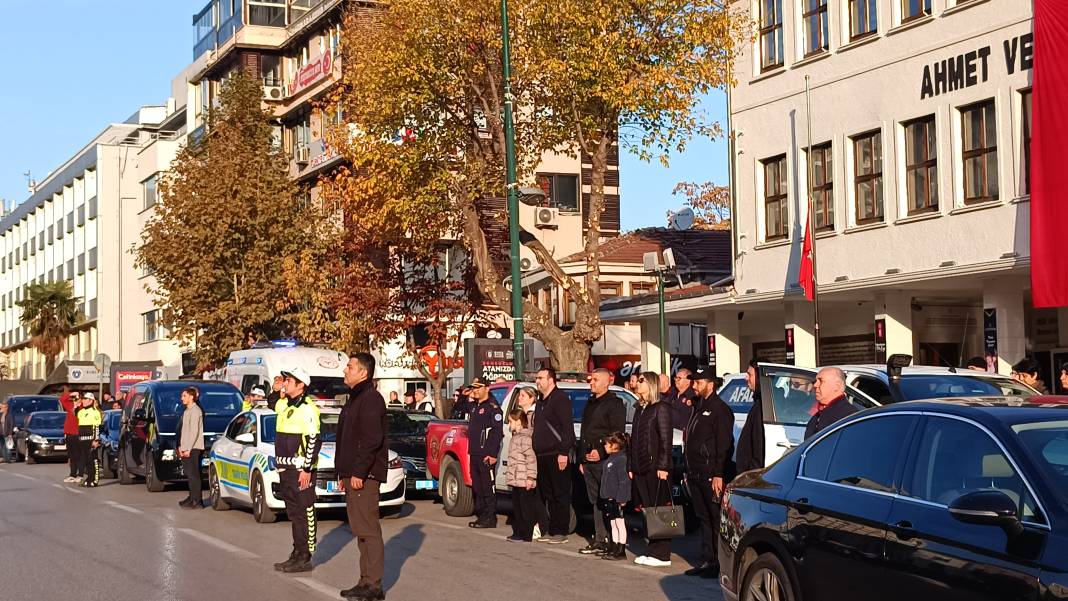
293, 577, 342, 599
10, 472, 37, 481
52, 483, 84, 494
177, 528, 258, 559
105, 501, 144, 514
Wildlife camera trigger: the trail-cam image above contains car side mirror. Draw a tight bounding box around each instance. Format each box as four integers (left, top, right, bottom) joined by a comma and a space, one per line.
949, 490, 1023, 537
235, 432, 255, 445
133, 409, 147, 421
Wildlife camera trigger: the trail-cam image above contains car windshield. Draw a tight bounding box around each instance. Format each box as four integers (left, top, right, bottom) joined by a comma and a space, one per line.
388, 411, 431, 435
898, 374, 1035, 401
1012, 418, 1068, 506
260, 412, 339, 444
10, 397, 60, 417
307, 377, 350, 400
29, 414, 65, 429
156, 386, 243, 417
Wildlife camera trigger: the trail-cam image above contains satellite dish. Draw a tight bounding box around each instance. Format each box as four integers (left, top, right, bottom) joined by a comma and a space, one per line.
670, 207, 695, 231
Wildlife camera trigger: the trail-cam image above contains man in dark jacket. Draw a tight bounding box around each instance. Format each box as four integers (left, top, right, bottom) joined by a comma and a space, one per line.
577, 368, 626, 555
667, 368, 697, 429
336, 353, 389, 601
532, 367, 576, 544
683, 368, 735, 578
735, 360, 765, 473
466, 379, 503, 528
805, 367, 858, 440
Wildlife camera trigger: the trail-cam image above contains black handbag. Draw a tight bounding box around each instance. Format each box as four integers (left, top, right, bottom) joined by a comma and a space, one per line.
641, 482, 686, 539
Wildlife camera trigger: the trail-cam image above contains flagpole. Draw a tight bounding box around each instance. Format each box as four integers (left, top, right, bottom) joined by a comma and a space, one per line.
805, 75, 821, 365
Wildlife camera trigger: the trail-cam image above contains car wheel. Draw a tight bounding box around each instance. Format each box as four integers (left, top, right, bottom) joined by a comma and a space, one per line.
117, 451, 134, 485
209, 465, 230, 511
145, 458, 165, 493
25, 444, 36, 465
568, 506, 577, 534
440, 458, 474, 517
100, 452, 116, 480
741, 553, 796, 601
252, 474, 278, 524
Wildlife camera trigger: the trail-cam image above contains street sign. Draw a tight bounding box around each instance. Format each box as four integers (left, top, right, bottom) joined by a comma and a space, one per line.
93, 353, 112, 373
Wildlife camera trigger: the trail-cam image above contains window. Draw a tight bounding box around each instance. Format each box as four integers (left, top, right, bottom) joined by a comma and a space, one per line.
630, 281, 654, 296
852, 376, 892, 404
600, 282, 622, 301
759, 0, 784, 70
766, 369, 877, 426
961, 99, 999, 203
225, 413, 249, 441
538, 174, 580, 212
143, 310, 161, 343
903, 417, 1041, 522
48, 226, 53, 244
66, 259, 74, 278
56, 219, 64, 240
77, 205, 85, 227
809, 142, 833, 229
87, 299, 97, 319
805, 415, 916, 492
247, 0, 286, 27
763, 155, 788, 240
803, 0, 829, 56
88, 248, 97, 271
143, 174, 158, 210
77, 254, 85, 275
56, 264, 64, 281
901, 0, 931, 22
88, 197, 98, 219
853, 130, 884, 223
669, 323, 709, 365
904, 115, 938, 214
37, 233, 44, 250
66, 213, 74, 233
850, 0, 877, 39
1022, 90, 1032, 195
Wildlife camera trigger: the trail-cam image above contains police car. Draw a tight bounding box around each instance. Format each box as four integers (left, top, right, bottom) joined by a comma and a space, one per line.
208, 405, 406, 522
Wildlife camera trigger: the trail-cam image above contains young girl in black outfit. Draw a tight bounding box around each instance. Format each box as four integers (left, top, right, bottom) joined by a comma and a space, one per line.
598, 432, 631, 560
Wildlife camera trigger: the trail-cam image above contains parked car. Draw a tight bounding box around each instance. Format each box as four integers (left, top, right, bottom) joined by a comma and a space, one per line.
426, 381, 643, 522
97, 409, 122, 479
116, 380, 243, 492
15, 411, 68, 464
718, 395, 1068, 601
208, 405, 406, 522
387, 409, 436, 494
7, 395, 61, 451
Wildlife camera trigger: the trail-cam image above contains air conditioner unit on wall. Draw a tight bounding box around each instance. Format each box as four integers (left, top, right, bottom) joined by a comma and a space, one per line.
263, 85, 284, 100
519, 246, 538, 272
296, 146, 310, 163
535, 207, 559, 229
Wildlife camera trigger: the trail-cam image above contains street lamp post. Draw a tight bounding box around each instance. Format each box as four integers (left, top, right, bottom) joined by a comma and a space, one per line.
499, 0, 525, 380
657, 271, 667, 374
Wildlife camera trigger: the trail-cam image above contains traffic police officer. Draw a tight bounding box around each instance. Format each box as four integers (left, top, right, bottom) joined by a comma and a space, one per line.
273, 366, 322, 573
467, 378, 503, 528
76, 393, 102, 487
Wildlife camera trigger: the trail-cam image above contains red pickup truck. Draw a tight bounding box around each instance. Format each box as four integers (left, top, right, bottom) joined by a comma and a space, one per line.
425, 381, 640, 521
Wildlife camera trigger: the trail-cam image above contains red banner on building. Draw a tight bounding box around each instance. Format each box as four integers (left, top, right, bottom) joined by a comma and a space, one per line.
1031, 0, 1068, 308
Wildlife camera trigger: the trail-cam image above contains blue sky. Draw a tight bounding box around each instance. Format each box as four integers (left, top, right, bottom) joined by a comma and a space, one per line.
0, 0, 728, 231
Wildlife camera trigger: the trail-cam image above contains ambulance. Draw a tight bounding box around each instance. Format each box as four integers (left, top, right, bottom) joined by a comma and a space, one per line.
221, 341, 350, 399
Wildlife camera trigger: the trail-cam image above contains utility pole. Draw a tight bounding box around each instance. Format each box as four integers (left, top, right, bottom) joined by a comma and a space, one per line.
500, 0, 524, 379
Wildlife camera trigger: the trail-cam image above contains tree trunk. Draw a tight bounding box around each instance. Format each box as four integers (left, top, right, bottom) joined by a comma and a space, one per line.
539, 330, 591, 372
45, 354, 56, 377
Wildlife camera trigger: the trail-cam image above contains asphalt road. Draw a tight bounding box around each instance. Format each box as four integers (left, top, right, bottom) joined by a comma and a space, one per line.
0, 460, 723, 601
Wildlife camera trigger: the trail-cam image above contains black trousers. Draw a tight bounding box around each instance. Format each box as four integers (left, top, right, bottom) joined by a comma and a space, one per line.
78, 437, 98, 484
470, 455, 497, 525
280, 469, 318, 555
66, 435, 81, 476
635, 471, 672, 561
182, 450, 203, 503
536, 455, 572, 536
687, 472, 721, 567
511, 486, 539, 540
582, 461, 607, 543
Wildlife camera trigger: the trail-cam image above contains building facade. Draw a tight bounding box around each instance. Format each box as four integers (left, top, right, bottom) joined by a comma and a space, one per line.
604, 0, 1058, 387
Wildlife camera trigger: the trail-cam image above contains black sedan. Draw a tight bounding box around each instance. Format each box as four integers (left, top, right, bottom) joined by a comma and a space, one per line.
719, 396, 1068, 601
16, 411, 69, 464
387, 410, 437, 493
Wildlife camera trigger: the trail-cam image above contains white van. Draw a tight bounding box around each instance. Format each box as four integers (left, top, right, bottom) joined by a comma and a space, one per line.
222, 342, 350, 400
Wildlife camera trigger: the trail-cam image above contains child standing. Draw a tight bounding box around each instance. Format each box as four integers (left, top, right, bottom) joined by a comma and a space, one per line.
599, 432, 631, 560
505, 409, 538, 542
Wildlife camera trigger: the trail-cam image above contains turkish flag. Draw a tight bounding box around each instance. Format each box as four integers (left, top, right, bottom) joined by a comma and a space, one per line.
799, 220, 815, 301
1031, 0, 1068, 308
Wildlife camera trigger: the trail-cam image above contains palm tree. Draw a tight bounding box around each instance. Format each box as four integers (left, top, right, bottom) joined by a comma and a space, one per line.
17, 281, 82, 375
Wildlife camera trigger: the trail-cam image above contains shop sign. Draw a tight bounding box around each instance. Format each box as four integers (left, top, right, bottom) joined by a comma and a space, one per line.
591, 355, 641, 387
114, 370, 152, 393
68, 365, 104, 384
874, 317, 887, 364
289, 49, 333, 97
983, 308, 998, 372
784, 327, 795, 365
920, 33, 1032, 100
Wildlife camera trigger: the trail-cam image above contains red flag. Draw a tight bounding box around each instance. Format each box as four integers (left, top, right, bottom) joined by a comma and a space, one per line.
799, 219, 814, 301
1031, 0, 1068, 307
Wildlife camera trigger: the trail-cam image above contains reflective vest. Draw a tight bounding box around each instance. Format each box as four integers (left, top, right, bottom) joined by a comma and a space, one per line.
275, 394, 321, 471
76, 407, 102, 427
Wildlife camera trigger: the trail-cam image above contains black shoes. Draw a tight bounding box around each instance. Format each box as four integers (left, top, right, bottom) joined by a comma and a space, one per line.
340, 583, 385, 600
468, 521, 495, 529
179, 498, 204, 509
280, 550, 314, 573
579, 541, 607, 555
600, 542, 627, 561
274, 549, 299, 571
684, 563, 720, 578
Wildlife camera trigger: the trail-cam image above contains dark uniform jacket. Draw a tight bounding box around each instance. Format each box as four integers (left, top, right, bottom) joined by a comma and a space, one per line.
451, 397, 477, 421
336, 380, 389, 481
684, 392, 735, 481
630, 402, 672, 475
667, 386, 698, 430
532, 387, 575, 458
468, 400, 503, 458
578, 391, 626, 463
804, 395, 858, 440
735, 386, 765, 473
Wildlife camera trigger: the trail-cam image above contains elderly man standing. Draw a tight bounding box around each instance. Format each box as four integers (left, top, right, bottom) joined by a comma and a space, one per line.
805, 367, 858, 440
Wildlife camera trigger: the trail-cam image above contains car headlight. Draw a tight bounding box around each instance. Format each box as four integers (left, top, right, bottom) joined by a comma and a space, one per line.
29, 434, 47, 444
161, 449, 177, 461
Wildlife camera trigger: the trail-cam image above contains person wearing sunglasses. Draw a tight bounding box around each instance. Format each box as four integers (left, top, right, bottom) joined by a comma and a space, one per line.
666, 369, 697, 430
630, 371, 674, 567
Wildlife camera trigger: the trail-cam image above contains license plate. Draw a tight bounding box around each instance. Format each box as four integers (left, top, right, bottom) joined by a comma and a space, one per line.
201, 457, 209, 467
55, 445, 66, 451
325, 480, 338, 493
415, 480, 437, 490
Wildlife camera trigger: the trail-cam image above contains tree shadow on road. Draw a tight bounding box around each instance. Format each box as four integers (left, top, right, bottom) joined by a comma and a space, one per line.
384, 523, 425, 590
